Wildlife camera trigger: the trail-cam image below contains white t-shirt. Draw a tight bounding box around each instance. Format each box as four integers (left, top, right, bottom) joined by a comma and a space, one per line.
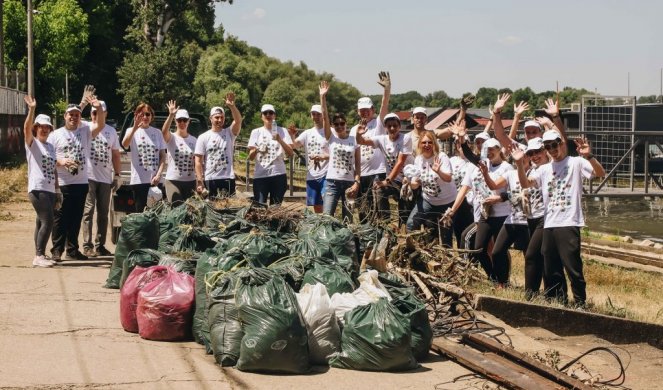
530, 156, 594, 228
414, 154, 457, 205
165, 133, 197, 181
25, 139, 57, 193
194, 127, 236, 181
248, 126, 293, 179
126, 126, 165, 185
295, 127, 329, 180
502, 170, 528, 225
86, 124, 119, 184
462, 161, 513, 222
326, 134, 359, 182
48, 126, 91, 185
370, 133, 411, 183
450, 156, 474, 205
526, 165, 546, 219
350, 118, 386, 176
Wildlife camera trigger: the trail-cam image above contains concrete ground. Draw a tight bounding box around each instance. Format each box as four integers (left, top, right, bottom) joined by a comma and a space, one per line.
1, 201, 662, 389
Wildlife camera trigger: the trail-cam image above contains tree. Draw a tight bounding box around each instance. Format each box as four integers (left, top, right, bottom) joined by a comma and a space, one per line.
424, 90, 456, 109
474, 87, 498, 108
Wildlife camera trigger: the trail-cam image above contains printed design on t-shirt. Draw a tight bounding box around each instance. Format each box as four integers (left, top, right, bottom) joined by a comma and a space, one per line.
306, 137, 325, 167
137, 136, 159, 172
420, 165, 441, 197
528, 187, 543, 214
360, 144, 374, 163
257, 135, 279, 167
63, 131, 85, 175
451, 159, 466, 188
206, 138, 228, 172
507, 181, 527, 221
471, 171, 492, 205
173, 140, 195, 175
332, 143, 354, 174
41, 145, 56, 183
383, 140, 401, 172
546, 165, 572, 213
90, 135, 110, 168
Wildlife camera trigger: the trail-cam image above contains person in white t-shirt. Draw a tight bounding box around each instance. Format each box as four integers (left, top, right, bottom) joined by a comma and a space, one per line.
81, 100, 120, 258
349, 72, 391, 223
319, 81, 361, 221
162, 101, 197, 205
48, 97, 106, 261
516, 130, 605, 307
23, 96, 59, 268
356, 113, 412, 226
292, 103, 329, 213
122, 103, 166, 212
247, 104, 294, 205
448, 136, 475, 248
195, 93, 242, 198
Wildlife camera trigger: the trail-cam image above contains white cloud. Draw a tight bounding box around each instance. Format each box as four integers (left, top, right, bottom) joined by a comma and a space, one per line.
333, 48, 342, 54
242, 8, 266, 21
498, 35, 523, 46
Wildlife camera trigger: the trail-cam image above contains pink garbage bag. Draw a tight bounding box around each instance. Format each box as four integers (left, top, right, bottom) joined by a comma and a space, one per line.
120, 266, 168, 333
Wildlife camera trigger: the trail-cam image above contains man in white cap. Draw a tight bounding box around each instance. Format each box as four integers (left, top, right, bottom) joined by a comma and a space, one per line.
291, 103, 329, 213
81, 99, 120, 257
349, 71, 391, 222
407, 107, 454, 155
194, 92, 242, 197
515, 129, 605, 307
48, 97, 106, 261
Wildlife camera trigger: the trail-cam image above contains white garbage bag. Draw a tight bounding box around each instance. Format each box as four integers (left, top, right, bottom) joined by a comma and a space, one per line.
146, 186, 163, 208
296, 283, 341, 365
330, 270, 392, 324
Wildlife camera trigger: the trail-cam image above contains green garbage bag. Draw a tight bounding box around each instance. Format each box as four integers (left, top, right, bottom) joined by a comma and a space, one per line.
207, 271, 243, 366
193, 244, 224, 349
120, 248, 162, 288
298, 216, 358, 279
330, 298, 418, 371
235, 268, 310, 374
225, 230, 290, 267
302, 257, 355, 296
269, 257, 307, 291
172, 225, 216, 253
159, 253, 197, 275
289, 236, 336, 261
105, 212, 160, 289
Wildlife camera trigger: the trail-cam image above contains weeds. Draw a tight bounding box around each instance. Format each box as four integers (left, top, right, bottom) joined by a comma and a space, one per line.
0, 164, 28, 204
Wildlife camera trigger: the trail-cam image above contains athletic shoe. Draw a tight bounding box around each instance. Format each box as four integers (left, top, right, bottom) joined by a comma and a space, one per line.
51, 251, 62, 262
64, 251, 89, 261
33, 255, 54, 268
83, 247, 97, 258
95, 246, 113, 257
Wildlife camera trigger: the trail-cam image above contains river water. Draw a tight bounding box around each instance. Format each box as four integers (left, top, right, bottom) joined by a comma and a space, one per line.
583, 197, 663, 243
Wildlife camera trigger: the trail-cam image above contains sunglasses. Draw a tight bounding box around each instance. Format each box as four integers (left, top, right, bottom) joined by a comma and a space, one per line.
262, 111, 275, 116
333, 121, 346, 127
544, 140, 560, 150
421, 141, 434, 145
526, 149, 544, 157
176, 118, 189, 123
142, 112, 152, 117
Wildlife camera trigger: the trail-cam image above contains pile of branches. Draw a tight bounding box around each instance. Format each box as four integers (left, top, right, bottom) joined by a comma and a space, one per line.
243, 202, 304, 232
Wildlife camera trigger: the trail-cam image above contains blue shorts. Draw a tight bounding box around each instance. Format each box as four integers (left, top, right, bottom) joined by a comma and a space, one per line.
306, 177, 326, 206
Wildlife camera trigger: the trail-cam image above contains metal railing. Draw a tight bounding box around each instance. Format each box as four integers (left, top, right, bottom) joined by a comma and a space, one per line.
233, 143, 308, 196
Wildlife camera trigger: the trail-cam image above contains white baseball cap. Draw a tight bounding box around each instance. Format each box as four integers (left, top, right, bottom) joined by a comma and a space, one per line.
34, 114, 53, 128
175, 109, 190, 120
90, 100, 107, 113
542, 130, 562, 142
383, 113, 401, 124
310, 104, 322, 114
412, 107, 427, 116
261, 104, 276, 113
526, 137, 544, 152
475, 132, 491, 141
65, 104, 82, 113
357, 97, 373, 109
209, 106, 225, 116
484, 138, 501, 149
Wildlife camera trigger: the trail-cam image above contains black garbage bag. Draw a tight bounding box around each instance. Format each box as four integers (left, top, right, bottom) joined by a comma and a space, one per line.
302, 257, 355, 296
207, 270, 243, 366
105, 212, 160, 289
119, 248, 162, 288
235, 267, 310, 374
330, 298, 418, 371
172, 225, 216, 253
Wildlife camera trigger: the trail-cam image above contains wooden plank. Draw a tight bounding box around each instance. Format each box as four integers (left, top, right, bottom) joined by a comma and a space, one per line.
431, 338, 562, 390
463, 334, 593, 390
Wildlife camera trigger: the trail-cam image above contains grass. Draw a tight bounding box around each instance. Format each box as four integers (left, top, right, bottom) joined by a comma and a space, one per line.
0, 164, 28, 205
468, 250, 663, 325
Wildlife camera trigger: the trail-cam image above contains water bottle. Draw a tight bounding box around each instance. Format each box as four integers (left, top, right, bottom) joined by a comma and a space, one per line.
271, 120, 278, 137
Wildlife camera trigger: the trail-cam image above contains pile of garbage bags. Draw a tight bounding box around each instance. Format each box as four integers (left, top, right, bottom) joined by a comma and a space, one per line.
108, 198, 432, 373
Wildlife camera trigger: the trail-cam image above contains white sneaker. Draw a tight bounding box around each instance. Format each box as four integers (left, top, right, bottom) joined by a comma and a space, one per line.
33, 255, 54, 268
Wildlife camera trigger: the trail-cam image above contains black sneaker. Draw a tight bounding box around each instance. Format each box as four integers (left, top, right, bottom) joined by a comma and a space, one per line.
64, 251, 89, 261
95, 247, 113, 257
83, 247, 97, 258
51, 251, 62, 262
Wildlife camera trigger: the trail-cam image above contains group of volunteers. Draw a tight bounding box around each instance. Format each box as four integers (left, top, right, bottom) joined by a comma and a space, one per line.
24, 74, 605, 306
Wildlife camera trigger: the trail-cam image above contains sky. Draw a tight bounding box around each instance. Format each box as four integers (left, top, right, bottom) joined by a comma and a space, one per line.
215, 0, 663, 99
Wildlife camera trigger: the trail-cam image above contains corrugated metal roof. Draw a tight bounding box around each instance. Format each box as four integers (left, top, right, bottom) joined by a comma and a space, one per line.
425, 109, 460, 130
395, 111, 411, 121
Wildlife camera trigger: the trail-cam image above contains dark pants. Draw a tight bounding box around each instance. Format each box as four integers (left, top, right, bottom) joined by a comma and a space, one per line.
491, 224, 530, 284
383, 182, 412, 227
29, 190, 55, 256
52, 183, 88, 257
473, 216, 507, 281
452, 199, 474, 248
323, 179, 355, 222
358, 173, 388, 223
206, 178, 236, 198
407, 198, 454, 247
165, 179, 196, 206
542, 226, 585, 305
82, 180, 111, 251
253, 174, 287, 205
525, 217, 545, 297
132, 183, 151, 213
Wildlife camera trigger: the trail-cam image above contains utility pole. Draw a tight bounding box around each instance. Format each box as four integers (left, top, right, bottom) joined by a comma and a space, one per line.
1, 0, 5, 86
27, 0, 34, 96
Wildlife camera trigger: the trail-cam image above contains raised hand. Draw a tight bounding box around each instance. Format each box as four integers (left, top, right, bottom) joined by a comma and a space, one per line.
574, 137, 591, 157
357, 119, 368, 135
478, 160, 489, 176
87, 94, 101, 108
319, 80, 330, 96
24, 95, 37, 109
225, 92, 235, 106
377, 71, 391, 89
166, 100, 178, 115
493, 93, 511, 114
133, 111, 145, 128
508, 142, 525, 162
514, 101, 530, 116
461, 94, 476, 110
544, 98, 559, 117
535, 116, 553, 129
80, 85, 96, 105
432, 158, 441, 174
